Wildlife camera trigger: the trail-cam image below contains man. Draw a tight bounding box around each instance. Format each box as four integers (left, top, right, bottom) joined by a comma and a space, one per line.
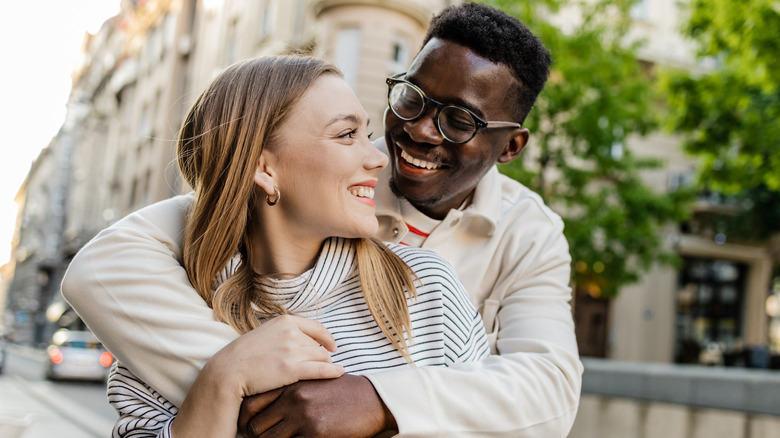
62, 3, 582, 437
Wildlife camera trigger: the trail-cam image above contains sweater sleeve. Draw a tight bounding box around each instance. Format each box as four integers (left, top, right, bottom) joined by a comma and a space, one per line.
108, 363, 178, 438
61, 195, 239, 408
431, 256, 491, 364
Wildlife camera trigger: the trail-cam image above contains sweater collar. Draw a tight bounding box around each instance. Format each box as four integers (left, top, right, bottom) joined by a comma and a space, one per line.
257, 237, 356, 314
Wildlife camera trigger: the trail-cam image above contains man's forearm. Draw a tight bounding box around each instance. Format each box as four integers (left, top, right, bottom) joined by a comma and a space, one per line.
367, 348, 582, 437
61, 195, 236, 407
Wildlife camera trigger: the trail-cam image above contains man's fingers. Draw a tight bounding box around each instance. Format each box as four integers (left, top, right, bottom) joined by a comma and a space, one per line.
253, 419, 297, 438
238, 388, 283, 433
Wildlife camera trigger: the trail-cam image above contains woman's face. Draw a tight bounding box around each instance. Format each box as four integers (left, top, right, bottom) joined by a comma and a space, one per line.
263, 74, 388, 241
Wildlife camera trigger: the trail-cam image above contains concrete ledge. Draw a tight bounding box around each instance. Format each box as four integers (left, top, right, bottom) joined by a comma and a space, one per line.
570, 395, 780, 438
581, 358, 780, 415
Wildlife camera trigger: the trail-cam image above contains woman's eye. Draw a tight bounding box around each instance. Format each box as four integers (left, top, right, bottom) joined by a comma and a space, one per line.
339, 129, 358, 139
368, 131, 374, 140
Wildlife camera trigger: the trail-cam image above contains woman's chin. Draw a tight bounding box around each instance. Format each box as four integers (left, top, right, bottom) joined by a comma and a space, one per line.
335, 222, 379, 240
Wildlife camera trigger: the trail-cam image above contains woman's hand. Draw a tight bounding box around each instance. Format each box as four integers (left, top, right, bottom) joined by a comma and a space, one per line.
209, 314, 344, 398
171, 315, 344, 438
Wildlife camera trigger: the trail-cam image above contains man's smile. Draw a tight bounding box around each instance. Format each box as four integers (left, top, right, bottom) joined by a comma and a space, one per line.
399, 149, 442, 170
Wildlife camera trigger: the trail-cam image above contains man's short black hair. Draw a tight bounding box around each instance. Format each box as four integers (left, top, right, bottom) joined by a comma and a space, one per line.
423, 2, 551, 122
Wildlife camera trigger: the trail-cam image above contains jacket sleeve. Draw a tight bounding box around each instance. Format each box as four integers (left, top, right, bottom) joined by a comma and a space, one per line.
365, 220, 582, 437
61, 195, 238, 408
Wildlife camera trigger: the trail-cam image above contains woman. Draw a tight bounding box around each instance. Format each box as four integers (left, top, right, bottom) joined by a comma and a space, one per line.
107, 55, 489, 438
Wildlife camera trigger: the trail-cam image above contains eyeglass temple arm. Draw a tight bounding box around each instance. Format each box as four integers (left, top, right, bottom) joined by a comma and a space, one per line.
484, 121, 523, 129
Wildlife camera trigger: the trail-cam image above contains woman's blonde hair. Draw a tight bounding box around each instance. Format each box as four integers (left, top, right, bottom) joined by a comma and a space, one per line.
177, 56, 418, 362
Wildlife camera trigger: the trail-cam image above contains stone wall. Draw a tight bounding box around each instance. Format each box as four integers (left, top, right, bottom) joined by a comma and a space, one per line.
568, 359, 780, 437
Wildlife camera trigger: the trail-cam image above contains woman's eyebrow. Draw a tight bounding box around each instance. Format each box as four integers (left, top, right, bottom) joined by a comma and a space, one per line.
324, 113, 362, 127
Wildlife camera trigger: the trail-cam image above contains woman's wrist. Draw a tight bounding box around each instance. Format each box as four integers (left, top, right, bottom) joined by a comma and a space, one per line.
172, 359, 243, 438
199, 354, 244, 401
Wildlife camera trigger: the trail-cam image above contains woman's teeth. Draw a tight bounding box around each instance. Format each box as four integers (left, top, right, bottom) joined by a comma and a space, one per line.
349, 186, 375, 199
400, 149, 440, 169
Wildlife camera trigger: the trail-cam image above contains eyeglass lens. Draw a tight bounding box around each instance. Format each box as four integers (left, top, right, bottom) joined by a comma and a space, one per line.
389, 82, 477, 143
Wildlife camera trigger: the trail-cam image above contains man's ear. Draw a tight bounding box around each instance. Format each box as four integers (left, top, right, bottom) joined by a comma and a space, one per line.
497, 128, 529, 164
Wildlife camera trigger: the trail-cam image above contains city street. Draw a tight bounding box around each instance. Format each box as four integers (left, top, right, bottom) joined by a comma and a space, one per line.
0, 344, 116, 438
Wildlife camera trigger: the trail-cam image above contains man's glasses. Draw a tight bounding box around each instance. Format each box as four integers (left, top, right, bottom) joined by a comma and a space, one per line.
386, 74, 522, 144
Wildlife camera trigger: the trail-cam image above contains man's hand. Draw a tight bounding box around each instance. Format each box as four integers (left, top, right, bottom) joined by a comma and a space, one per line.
237, 374, 397, 438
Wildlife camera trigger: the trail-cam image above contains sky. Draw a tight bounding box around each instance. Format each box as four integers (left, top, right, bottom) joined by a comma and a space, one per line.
0, 1, 121, 266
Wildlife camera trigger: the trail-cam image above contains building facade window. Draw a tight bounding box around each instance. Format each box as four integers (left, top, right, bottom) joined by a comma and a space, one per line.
630, 0, 649, 21
225, 18, 238, 66
163, 12, 176, 52
260, 0, 275, 39
675, 257, 747, 365
334, 27, 362, 91
389, 34, 411, 75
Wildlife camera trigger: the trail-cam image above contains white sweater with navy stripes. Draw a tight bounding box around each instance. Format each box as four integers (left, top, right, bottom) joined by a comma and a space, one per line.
107, 237, 490, 437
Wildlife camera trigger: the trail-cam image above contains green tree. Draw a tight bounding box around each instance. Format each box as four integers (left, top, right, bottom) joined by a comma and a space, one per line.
481, 0, 692, 297
658, 0, 780, 243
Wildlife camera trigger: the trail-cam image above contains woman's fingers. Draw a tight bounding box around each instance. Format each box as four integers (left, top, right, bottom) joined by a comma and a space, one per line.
240, 345, 341, 397
215, 315, 342, 399
295, 360, 345, 381
280, 345, 343, 380
250, 315, 336, 352
279, 315, 338, 352
282, 345, 344, 381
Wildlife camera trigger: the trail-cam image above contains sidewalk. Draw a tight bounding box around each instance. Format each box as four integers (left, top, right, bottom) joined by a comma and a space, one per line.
0, 348, 115, 438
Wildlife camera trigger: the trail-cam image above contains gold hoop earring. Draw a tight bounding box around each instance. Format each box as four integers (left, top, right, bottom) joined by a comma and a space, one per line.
265, 186, 280, 206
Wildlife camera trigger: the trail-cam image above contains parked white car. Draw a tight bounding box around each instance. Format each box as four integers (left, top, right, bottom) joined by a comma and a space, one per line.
0, 327, 8, 374
45, 329, 113, 381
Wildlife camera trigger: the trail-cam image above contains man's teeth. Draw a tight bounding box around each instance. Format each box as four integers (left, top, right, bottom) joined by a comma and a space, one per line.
400, 149, 441, 169
349, 186, 375, 199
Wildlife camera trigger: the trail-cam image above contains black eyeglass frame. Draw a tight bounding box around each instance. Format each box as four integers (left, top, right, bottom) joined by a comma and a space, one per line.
385, 73, 522, 144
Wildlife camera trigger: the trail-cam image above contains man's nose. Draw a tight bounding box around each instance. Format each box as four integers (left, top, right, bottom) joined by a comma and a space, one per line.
403, 110, 444, 146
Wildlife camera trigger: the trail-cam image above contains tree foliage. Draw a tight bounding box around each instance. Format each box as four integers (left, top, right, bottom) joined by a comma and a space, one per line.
658, 0, 780, 242
480, 0, 692, 297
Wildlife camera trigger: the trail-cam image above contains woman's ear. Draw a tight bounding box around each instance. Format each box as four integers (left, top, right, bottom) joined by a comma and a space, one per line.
253, 160, 277, 197
497, 128, 529, 164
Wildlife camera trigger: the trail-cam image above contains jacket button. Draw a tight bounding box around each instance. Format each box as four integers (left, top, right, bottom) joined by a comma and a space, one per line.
393, 228, 399, 237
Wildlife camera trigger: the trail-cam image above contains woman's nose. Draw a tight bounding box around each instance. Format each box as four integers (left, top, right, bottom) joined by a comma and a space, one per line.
365, 140, 389, 171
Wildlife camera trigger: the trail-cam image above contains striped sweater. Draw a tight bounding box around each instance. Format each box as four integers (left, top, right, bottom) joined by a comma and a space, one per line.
107, 237, 490, 437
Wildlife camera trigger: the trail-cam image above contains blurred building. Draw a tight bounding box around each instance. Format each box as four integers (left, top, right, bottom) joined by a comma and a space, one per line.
5, 129, 73, 346
4, 0, 457, 344
4, 0, 779, 369
592, 0, 780, 369
63, 0, 453, 250
1, 256, 17, 337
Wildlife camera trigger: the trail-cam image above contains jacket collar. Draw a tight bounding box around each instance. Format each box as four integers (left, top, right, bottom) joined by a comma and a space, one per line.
373, 137, 499, 238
